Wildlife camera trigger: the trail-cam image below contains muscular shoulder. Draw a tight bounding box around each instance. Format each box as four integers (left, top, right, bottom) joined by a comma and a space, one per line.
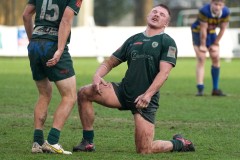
222, 6, 230, 17
119, 32, 144, 47
199, 3, 211, 18
127, 33, 143, 42
161, 33, 176, 46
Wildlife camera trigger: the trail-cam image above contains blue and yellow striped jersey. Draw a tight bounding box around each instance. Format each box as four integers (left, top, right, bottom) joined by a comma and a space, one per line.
191, 3, 230, 34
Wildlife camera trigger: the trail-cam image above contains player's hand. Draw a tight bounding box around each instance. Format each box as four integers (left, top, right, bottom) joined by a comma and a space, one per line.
199, 45, 208, 52
46, 50, 62, 67
92, 75, 107, 95
134, 94, 151, 109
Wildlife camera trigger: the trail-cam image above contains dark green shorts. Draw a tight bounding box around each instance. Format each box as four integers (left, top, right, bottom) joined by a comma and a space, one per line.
27, 40, 75, 81
112, 82, 159, 124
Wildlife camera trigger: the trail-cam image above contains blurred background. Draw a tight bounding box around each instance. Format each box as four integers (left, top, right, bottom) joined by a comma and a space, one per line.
1, 0, 239, 27
0, 0, 239, 58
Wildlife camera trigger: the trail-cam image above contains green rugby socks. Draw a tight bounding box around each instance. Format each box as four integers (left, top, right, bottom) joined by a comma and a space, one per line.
171, 139, 184, 152
83, 130, 94, 143
47, 128, 60, 145
33, 129, 44, 146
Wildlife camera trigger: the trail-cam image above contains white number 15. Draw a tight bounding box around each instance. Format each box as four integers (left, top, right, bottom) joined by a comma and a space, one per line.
40, 0, 59, 21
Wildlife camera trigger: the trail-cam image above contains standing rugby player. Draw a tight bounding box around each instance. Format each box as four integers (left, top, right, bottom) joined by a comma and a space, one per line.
191, 0, 230, 96
23, 0, 83, 154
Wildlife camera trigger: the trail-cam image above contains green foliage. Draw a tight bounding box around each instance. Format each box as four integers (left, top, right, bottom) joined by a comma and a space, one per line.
0, 57, 240, 160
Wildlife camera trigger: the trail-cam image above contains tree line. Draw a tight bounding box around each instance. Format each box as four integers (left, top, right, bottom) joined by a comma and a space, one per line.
0, 0, 28, 26
0, 0, 239, 27
0, 0, 152, 26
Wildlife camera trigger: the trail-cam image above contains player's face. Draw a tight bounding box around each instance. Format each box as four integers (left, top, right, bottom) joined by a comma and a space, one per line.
147, 6, 169, 29
211, 1, 225, 16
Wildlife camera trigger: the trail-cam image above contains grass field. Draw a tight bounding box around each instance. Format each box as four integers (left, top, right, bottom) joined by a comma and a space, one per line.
0, 57, 239, 160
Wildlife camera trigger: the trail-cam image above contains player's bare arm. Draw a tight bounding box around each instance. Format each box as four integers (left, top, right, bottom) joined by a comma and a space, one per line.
213, 21, 228, 45
135, 61, 173, 109
209, 22, 228, 52
93, 56, 121, 94
46, 7, 75, 67
22, 4, 35, 41
199, 21, 208, 52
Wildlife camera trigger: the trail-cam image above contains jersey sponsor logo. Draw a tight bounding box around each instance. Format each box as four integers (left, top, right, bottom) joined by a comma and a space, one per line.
167, 46, 176, 58
133, 42, 143, 45
152, 42, 158, 48
76, 0, 83, 7
33, 26, 58, 36
131, 51, 153, 61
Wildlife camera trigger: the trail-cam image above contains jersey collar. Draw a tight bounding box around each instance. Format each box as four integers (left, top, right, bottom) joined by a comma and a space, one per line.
143, 31, 164, 37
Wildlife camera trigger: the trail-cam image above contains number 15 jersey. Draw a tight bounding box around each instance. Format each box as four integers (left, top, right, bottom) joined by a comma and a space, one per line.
28, 0, 82, 42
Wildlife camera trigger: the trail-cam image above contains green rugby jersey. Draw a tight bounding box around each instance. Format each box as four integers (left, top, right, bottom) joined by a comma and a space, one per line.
28, 0, 81, 42
113, 32, 177, 101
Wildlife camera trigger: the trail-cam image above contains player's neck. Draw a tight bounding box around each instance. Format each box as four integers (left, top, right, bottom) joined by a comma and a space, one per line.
210, 7, 223, 18
145, 27, 165, 37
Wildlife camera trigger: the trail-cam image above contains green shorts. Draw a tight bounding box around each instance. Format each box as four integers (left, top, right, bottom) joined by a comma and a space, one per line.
112, 82, 159, 124
27, 40, 75, 82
